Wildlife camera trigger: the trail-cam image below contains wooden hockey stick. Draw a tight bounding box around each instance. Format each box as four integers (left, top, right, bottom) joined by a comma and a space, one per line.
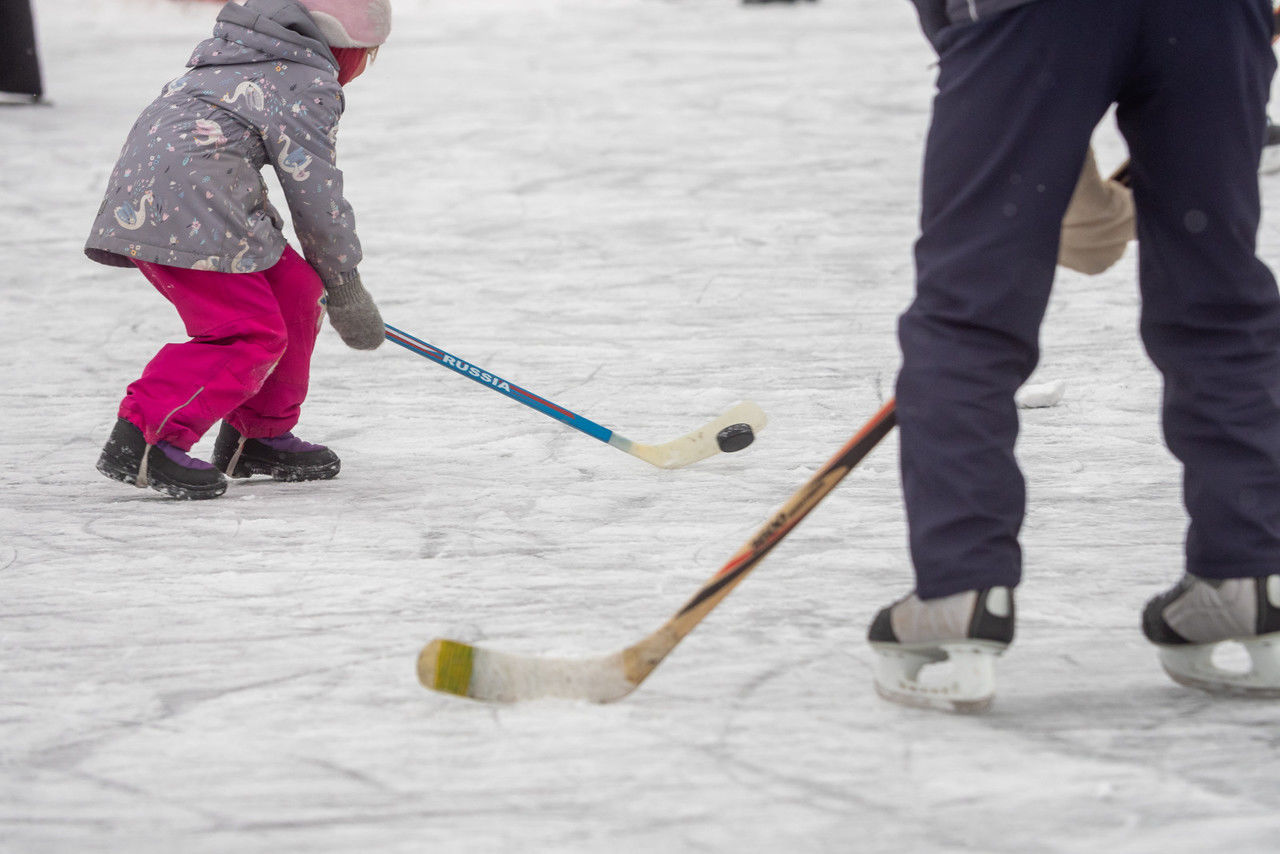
417, 398, 897, 703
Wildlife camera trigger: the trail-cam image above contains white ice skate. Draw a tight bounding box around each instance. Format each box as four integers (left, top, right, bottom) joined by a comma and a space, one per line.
867, 587, 1014, 713
1143, 575, 1280, 698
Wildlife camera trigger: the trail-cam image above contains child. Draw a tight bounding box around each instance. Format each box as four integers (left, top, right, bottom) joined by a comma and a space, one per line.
86, 0, 391, 499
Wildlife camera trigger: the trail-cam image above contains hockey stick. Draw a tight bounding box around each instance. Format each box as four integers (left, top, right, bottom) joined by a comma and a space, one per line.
384, 323, 767, 469
417, 398, 897, 703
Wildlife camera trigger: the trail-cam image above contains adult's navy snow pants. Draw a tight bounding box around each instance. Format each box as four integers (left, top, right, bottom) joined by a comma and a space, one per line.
897, 0, 1280, 598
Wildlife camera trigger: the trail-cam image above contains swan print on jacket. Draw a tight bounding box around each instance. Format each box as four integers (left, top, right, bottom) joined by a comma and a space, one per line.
276, 132, 313, 181
84, 0, 361, 282
231, 239, 257, 274
113, 190, 155, 231
221, 80, 266, 111
192, 119, 227, 147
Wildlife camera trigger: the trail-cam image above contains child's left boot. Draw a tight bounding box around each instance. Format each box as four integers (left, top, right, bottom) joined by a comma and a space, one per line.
96, 417, 227, 500
211, 422, 341, 482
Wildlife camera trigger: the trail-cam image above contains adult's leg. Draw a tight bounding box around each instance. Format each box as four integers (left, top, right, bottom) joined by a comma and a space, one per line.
898, 0, 1132, 598
1119, 0, 1280, 580
223, 245, 326, 438
120, 262, 288, 450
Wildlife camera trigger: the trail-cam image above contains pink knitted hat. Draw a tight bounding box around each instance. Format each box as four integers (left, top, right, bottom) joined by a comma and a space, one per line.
300, 0, 392, 48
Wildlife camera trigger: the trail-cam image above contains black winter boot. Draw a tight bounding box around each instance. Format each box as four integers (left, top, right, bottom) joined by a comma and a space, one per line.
96, 417, 227, 500
211, 421, 341, 482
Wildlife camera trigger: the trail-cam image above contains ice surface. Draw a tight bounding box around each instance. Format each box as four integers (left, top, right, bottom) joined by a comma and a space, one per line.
3, 0, 1280, 852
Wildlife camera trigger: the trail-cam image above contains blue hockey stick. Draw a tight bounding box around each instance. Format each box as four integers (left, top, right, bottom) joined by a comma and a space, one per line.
384, 323, 766, 469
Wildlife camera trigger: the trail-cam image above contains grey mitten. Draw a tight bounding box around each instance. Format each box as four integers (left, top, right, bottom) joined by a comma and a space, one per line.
324, 270, 384, 350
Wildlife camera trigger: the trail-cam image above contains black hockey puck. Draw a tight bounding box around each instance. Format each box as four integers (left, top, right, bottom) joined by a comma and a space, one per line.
716, 422, 755, 453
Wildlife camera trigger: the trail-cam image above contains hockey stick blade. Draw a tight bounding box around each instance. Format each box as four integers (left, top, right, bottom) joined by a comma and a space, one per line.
609, 400, 767, 469
417, 399, 898, 703
385, 323, 767, 469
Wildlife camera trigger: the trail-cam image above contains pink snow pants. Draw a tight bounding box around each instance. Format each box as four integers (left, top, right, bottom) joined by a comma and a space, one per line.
119, 245, 325, 450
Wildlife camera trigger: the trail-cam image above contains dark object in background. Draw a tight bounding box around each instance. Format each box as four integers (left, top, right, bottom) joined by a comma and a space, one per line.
0, 0, 44, 103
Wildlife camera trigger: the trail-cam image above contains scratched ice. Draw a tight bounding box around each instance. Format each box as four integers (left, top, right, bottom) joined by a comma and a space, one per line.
2, 1, 1279, 852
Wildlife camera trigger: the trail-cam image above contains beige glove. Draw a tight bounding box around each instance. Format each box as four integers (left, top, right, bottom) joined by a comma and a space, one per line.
1059, 147, 1135, 276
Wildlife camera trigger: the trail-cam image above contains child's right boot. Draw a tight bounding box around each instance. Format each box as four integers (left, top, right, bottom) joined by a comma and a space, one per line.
96, 417, 227, 500
211, 422, 341, 482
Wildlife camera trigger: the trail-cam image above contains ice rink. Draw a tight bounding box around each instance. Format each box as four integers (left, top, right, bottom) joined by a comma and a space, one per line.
3, 1, 1279, 851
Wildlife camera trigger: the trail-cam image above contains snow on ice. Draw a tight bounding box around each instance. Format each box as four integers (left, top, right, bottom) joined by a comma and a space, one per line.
2, 1, 1279, 852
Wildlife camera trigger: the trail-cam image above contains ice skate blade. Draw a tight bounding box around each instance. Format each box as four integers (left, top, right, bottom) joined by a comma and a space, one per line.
871, 641, 1004, 713
1156, 636, 1280, 699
